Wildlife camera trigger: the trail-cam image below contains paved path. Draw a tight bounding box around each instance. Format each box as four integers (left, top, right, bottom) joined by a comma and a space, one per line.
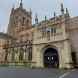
59, 69, 78, 78
0, 67, 77, 78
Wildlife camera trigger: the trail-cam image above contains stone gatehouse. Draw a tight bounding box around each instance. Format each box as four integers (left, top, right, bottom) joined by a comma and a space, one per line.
0, 1, 78, 68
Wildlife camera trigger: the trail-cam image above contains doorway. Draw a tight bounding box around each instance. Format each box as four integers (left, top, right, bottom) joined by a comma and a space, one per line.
43, 48, 59, 68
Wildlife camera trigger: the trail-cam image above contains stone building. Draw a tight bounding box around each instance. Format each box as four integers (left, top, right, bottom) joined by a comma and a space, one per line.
0, 32, 13, 64
32, 5, 72, 68
0, 1, 78, 68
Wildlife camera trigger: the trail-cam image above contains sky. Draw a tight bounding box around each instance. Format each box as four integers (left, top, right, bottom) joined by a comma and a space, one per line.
0, 0, 78, 32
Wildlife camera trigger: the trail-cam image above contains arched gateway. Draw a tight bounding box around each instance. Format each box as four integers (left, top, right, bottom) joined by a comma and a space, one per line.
43, 46, 59, 68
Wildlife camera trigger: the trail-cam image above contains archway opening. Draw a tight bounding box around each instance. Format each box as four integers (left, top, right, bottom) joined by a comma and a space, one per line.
43, 48, 59, 68
71, 52, 77, 68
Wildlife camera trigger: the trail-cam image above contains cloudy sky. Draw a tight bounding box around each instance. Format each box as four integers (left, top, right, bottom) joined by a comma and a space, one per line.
0, 0, 78, 32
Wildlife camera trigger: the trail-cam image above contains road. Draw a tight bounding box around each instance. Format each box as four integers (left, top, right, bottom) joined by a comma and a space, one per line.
0, 67, 77, 78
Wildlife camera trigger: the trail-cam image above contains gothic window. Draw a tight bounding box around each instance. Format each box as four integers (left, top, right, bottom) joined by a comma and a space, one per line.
18, 17, 22, 26
28, 47, 32, 61
42, 27, 46, 38
15, 16, 18, 25
14, 47, 18, 54
14, 20, 16, 25
11, 48, 15, 62
46, 28, 51, 40
27, 19, 29, 26
19, 52, 23, 61
54, 28, 56, 33
53, 27, 56, 36
7, 48, 11, 62
22, 17, 25, 26
47, 31, 50, 40
19, 47, 24, 61
16, 16, 18, 19
5, 49, 8, 62
51, 28, 53, 36
51, 27, 56, 36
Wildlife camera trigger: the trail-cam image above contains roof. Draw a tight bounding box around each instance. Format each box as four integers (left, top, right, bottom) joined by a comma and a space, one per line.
0, 32, 14, 39
32, 14, 66, 27
13, 7, 31, 18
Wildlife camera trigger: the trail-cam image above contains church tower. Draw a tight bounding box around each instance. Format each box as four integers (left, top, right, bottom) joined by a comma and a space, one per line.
7, 0, 32, 39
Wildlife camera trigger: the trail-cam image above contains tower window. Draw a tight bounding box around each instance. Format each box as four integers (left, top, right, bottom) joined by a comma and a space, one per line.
16, 16, 18, 20
15, 16, 18, 25
22, 17, 25, 26
27, 19, 29, 26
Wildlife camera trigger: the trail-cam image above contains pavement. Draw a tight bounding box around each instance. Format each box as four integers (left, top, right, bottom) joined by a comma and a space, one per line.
0, 67, 77, 78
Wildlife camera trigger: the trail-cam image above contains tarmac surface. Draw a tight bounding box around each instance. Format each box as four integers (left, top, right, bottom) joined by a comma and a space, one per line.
0, 67, 77, 78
